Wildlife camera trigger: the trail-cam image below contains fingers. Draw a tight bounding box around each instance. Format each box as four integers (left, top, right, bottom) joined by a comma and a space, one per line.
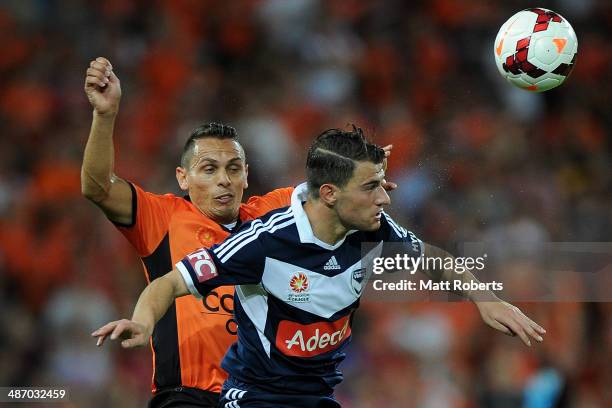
485, 316, 514, 336
381, 145, 392, 172
89, 57, 112, 71
108, 70, 120, 85
110, 320, 134, 340
523, 322, 544, 343
501, 317, 532, 347
95, 334, 107, 347
382, 144, 393, 157
382, 180, 398, 191
92, 321, 118, 337
85, 57, 113, 89
496, 310, 544, 347
85, 69, 110, 88
91, 320, 120, 347
511, 307, 545, 343
480, 302, 547, 347
513, 306, 547, 335
121, 336, 146, 349
532, 320, 546, 335
492, 306, 530, 346
91, 319, 133, 347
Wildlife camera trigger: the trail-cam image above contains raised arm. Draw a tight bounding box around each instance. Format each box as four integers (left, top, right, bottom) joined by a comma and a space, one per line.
81, 57, 132, 224
92, 268, 188, 348
421, 243, 546, 347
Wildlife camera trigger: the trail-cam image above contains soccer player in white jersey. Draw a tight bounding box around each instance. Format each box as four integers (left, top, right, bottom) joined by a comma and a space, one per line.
93, 126, 546, 407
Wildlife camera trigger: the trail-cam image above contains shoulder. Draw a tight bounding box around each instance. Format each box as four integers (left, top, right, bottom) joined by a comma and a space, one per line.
377, 212, 420, 242
380, 211, 409, 237
211, 207, 296, 262
239, 186, 295, 219
237, 206, 295, 236
130, 182, 185, 204
223, 207, 294, 246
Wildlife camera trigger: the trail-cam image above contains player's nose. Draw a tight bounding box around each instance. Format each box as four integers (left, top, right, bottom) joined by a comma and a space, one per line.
217, 169, 231, 186
375, 187, 391, 206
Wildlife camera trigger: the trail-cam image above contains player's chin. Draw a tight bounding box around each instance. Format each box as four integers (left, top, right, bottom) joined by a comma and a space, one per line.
214, 206, 239, 220
361, 219, 381, 231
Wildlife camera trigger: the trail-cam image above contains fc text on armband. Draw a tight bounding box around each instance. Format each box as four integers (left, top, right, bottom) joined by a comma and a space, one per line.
184, 248, 218, 283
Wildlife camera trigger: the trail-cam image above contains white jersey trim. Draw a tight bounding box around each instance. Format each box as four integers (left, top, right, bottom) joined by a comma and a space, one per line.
236, 284, 271, 358
214, 207, 293, 258
176, 262, 203, 299
218, 218, 296, 263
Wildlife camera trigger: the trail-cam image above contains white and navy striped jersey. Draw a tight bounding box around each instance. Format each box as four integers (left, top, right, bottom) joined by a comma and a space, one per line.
177, 183, 423, 395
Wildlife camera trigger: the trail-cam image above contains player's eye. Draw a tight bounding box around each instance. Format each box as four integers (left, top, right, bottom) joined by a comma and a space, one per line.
203, 166, 216, 174
228, 165, 241, 173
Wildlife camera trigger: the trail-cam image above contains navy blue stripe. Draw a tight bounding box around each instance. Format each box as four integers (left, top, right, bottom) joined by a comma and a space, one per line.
142, 233, 181, 389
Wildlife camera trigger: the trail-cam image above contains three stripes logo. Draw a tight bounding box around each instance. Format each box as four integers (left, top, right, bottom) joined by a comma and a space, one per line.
323, 256, 341, 270
224, 388, 246, 408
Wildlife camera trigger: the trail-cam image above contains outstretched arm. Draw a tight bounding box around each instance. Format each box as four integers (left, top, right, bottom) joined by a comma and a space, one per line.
92, 224, 268, 349
91, 268, 188, 348
81, 57, 132, 224
422, 243, 546, 347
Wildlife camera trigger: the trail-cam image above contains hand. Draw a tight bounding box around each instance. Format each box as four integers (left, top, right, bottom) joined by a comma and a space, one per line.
476, 301, 546, 347
91, 319, 151, 349
381, 144, 397, 191
84, 57, 121, 116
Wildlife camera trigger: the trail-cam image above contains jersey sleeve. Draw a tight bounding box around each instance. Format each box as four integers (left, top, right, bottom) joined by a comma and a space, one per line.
380, 211, 424, 258
114, 182, 176, 256
175, 219, 266, 298
242, 187, 294, 218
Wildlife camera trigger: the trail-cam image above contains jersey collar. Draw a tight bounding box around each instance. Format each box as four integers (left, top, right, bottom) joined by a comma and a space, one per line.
291, 182, 356, 250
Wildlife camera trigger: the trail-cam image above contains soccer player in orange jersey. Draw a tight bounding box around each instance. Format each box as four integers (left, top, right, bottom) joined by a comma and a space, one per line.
82, 57, 295, 407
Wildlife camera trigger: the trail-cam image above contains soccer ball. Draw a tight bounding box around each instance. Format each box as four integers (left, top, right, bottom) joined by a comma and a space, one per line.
494, 8, 577, 92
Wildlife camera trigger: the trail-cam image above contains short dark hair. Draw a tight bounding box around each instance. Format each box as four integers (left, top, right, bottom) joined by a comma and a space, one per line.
306, 125, 385, 197
180, 122, 241, 167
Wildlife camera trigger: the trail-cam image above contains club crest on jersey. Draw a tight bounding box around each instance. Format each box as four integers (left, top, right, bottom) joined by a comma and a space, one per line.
196, 227, 214, 246
351, 267, 366, 295
287, 272, 310, 303
323, 256, 341, 270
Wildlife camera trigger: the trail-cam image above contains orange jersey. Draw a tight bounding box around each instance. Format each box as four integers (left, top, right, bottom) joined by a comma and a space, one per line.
115, 183, 293, 394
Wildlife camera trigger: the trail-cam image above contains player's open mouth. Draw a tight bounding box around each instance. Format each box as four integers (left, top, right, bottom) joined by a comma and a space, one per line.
214, 193, 234, 204
374, 211, 382, 220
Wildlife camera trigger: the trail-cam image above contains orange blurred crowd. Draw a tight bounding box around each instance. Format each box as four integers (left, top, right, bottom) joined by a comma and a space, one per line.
0, 1, 610, 407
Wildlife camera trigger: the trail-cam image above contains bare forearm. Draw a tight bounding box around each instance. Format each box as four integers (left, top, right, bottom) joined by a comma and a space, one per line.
131, 269, 190, 332
81, 113, 117, 201
131, 275, 179, 332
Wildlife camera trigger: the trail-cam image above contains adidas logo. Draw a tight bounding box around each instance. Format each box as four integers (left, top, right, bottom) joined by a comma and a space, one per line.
323, 256, 341, 271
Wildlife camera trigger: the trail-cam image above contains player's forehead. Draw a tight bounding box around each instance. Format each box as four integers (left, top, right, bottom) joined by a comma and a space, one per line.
349, 161, 385, 185
191, 138, 245, 164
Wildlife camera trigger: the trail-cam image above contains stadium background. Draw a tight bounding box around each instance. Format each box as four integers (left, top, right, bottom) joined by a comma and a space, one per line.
0, 0, 609, 406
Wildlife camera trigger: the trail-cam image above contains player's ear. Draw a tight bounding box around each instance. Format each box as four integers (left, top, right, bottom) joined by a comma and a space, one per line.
319, 184, 338, 206
176, 167, 189, 191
